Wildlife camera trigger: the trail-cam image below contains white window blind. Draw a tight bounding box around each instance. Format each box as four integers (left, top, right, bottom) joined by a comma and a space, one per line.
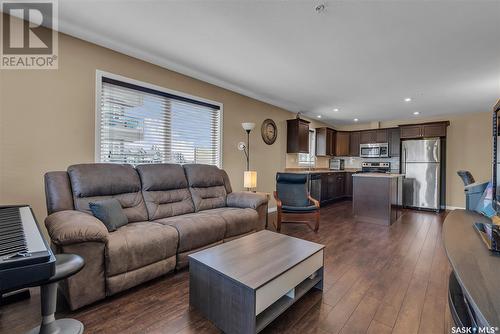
97, 77, 222, 167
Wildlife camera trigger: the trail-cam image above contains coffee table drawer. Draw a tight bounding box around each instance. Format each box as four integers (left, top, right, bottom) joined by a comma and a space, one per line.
255, 249, 323, 315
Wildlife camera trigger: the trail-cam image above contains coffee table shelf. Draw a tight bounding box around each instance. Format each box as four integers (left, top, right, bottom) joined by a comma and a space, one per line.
255, 268, 323, 333
189, 230, 324, 334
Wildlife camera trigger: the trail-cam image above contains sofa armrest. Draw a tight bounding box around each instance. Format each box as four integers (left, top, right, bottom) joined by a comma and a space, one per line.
227, 191, 268, 209
45, 210, 109, 246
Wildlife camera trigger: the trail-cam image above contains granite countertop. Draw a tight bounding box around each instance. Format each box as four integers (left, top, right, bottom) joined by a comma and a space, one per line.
285, 169, 360, 174
353, 173, 405, 178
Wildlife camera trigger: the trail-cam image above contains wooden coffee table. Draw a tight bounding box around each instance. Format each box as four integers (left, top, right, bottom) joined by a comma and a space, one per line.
188, 230, 324, 334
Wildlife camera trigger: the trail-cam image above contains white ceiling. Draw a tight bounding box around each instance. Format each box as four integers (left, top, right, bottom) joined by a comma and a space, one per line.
57, 0, 500, 125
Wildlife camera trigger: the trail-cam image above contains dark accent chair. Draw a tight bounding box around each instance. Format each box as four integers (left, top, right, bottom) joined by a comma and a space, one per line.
457, 170, 475, 186
274, 173, 320, 232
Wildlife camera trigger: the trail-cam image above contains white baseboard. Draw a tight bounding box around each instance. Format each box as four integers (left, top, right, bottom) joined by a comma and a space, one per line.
266, 205, 464, 212
445, 206, 465, 210
268, 206, 277, 213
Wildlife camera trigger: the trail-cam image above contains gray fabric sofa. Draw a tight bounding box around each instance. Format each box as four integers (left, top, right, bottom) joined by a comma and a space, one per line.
44, 163, 268, 310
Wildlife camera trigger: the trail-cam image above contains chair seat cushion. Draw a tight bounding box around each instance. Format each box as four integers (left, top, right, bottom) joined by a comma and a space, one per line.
282, 205, 317, 213
156, 213, 226, 253
106, 222, 178, 276
202, 207, 258, 238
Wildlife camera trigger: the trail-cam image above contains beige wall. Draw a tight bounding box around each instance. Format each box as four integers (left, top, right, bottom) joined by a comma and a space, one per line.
338, 112, 493, 208
0, 20, 493, 235
0, 30, 331, 229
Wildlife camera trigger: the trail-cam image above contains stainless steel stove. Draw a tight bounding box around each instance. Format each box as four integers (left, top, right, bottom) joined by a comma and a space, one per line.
360, 162, 391, 173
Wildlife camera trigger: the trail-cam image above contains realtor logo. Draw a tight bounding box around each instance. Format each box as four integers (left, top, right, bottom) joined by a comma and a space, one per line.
1, 0, 58, 69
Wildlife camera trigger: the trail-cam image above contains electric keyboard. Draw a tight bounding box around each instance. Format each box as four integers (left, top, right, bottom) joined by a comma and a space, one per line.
0, 206, 55, 292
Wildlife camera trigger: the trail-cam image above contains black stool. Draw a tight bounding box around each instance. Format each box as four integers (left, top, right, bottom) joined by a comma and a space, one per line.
27, 254, 85, 334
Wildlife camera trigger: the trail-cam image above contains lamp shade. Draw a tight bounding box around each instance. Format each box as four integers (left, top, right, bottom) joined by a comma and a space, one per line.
244, 170, 257, 189
241, 122, 255, 131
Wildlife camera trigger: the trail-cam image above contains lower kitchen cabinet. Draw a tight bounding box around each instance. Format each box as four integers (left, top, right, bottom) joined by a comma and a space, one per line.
317, 172, 353, 206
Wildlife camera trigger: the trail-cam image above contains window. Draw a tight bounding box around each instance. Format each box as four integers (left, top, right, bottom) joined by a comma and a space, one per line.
298, 130, 316, 166
96, 73, 222, 167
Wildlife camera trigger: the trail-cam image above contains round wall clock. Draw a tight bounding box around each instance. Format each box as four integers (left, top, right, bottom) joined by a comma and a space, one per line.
261, 119, 277, 145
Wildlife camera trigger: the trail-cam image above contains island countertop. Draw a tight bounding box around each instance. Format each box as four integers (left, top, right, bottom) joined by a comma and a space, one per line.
353, 173, 405, 178
284, 169, 360, 174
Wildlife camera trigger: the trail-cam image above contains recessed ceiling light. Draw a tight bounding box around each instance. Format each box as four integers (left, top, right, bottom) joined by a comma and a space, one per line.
333, 108, 339, 112
315, 4, 326, 13
353, 118, 359, 122
404, 97, 412, 102
317, 115, 322, 119
413, 111, 420, 115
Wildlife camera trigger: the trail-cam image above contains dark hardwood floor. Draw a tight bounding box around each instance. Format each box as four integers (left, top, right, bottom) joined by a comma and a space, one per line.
1, 201, 453, 334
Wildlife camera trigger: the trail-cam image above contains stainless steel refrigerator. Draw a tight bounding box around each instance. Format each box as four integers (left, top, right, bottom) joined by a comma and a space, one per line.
401, 139, 441, 210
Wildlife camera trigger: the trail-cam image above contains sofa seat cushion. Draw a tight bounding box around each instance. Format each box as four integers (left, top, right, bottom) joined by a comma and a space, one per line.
156, 213, 226, 253
106, 222, 178, 276
201, 207, 258, 238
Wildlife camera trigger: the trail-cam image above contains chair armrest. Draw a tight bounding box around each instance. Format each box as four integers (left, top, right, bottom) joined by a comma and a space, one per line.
227, 191, 268, 209
308, 194, 320, 208
45, 210, 109, 246
273, 191, 283, 211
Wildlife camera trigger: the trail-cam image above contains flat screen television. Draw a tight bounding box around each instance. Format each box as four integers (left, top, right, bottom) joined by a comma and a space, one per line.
492, 100, 500, 213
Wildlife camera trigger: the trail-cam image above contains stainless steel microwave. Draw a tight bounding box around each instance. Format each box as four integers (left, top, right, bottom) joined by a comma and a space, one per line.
359, 143, 389, 158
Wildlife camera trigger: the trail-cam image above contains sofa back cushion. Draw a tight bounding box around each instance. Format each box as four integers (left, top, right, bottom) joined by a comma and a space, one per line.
45, 171, 75, 215
67, 163, 148, 223
136, 164, 195, 220
183, 164, 227, 212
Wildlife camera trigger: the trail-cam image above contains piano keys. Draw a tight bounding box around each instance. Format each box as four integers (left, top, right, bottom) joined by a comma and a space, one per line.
0, 206, 55, 293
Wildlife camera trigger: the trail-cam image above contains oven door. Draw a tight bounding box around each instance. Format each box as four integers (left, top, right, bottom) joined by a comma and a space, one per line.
360, 144, 380, 158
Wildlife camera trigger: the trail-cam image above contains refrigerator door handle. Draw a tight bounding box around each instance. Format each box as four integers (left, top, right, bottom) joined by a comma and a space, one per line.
402, 147, 407, 173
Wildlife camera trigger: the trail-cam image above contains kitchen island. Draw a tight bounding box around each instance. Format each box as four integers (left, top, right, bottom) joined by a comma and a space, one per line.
286, 169, 360, 206
352, 173, 404, 225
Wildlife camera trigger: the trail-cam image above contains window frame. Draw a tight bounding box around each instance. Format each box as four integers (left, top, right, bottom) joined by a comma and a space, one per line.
298, 129, 316, 167
94, 70, 224, 167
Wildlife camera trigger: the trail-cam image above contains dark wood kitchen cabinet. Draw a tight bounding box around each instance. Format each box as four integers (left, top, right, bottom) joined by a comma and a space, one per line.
399, 121, 449, 139
422, 122, 448, 137
287, 118, 310, 153
333, 173, 346, 199
400, 125, 423, 139
375, 129, 388, 143
315, 127, 335, 156
335, 132, 350, 156
360, 130, 376, 144
349, 131, 360, 156
320, 173, 336, 205
318, 172, 352, 205
388, 127, 400, 157
360, 129, 388, 144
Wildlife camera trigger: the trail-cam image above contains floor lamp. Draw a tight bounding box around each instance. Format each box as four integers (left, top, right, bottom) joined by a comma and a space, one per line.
240, 122, 257, 191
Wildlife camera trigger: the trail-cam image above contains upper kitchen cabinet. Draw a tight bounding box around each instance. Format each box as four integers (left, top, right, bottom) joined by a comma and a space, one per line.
349, 131, 360, 156
399, 125, 422, 139
399, 121, 450, 139
375, 129, 388, 143
360, 129, 388, 144
335, 132, 350, 156
360, 130, 376, 144
422, 122, 449, 137
388, 127, 401, 157
316, 127, 335, 156
287, 118, 310, 153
